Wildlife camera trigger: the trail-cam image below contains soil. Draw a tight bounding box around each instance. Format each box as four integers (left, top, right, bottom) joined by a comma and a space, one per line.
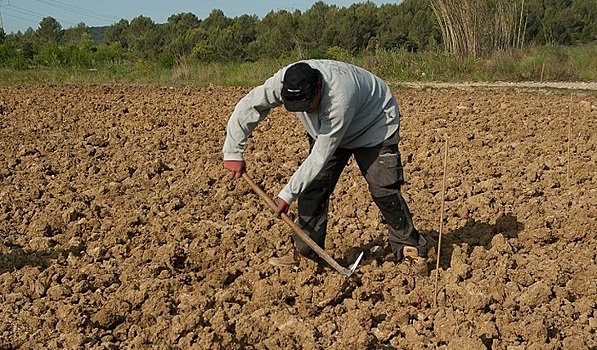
0, 84, 595, 349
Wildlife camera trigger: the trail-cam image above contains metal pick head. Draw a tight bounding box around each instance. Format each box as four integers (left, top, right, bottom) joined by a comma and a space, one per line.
344, 251, 364, 277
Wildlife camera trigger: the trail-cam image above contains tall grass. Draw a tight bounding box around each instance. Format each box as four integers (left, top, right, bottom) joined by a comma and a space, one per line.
429, 0, 527, 58
0, 44, 595, 87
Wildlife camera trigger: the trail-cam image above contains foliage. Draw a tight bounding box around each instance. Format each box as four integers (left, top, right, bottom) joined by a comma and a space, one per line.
325, 46, 352, 62
0, 0, 595, 72
37, 17, 62, 44
1, 44, 595, 87
0, 42, 27, 69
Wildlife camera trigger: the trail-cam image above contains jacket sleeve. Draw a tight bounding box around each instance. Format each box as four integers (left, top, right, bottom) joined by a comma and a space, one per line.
222, 72, 284, 161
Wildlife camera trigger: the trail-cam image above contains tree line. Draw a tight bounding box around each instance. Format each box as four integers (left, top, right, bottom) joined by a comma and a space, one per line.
0, 0, 595, 69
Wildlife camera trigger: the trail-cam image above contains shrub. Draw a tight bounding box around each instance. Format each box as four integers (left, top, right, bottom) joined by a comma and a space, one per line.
0, 42, 27, 69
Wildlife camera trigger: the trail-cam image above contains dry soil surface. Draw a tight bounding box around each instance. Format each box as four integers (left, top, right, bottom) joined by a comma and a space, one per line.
0, 84, 595, 349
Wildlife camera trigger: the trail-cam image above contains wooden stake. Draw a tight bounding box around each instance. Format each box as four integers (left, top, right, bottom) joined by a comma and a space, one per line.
567, 93, 572, 188
434, 138, 449, 308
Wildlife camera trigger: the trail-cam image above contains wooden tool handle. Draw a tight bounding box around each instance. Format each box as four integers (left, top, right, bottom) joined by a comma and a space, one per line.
241, 173, 350, 276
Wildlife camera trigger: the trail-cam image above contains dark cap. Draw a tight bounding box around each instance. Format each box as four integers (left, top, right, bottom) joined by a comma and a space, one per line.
281, 62, 319, 112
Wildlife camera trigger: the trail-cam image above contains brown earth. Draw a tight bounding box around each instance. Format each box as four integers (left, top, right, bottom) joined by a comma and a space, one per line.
0, 84, 595, 349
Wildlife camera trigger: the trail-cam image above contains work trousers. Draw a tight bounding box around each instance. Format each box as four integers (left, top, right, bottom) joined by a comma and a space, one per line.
293, 134, 427, 261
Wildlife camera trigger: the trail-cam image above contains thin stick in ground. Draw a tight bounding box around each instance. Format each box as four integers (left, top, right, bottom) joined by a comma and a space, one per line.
567, 93, 572, 189
434, 138, 449, 309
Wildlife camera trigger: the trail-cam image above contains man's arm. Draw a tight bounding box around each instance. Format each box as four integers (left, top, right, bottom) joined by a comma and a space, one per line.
222, 72, 285, 161
278, 96, 356, 205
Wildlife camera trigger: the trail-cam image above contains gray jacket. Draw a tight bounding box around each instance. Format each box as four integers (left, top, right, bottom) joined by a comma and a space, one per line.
222, 59, 400, 205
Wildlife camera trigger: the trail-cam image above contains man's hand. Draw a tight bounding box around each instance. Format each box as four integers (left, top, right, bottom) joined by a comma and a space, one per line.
223, 160, 246, 178
275, 198, 289, 218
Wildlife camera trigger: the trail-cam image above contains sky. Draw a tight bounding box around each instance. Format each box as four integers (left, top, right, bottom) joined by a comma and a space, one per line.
0, 0, 398, 34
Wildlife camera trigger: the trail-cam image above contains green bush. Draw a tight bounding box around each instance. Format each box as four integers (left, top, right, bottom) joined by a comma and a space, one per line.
160, 52, 175, 69
0, 42, 27, 69
96, 42, 125, 65
325, 46, 352, 62
192, 42, 219, 63
35, 44, 64, 66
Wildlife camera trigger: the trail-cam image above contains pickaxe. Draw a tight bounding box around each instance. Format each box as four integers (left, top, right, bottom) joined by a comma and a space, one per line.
242, 173, 363, 278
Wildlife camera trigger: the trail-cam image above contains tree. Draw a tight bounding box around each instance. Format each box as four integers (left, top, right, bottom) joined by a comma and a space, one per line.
127, 16, 162, 59
195, 9, 232, 61
325, 3, 379, 54
215, 14, 257, 61
37, 17, 62, 44
573, 0, 597, 44
168, 12, 201, 32
410, 8, 438, 50
376, 3, 414, 50
246, 10, 300, 60
165, 13, 202, 59
201, 9, 231, 34
104, 19, 129, 47
63, 22, 89, 44
298, 2, 339, 55
527, 0, 597, 45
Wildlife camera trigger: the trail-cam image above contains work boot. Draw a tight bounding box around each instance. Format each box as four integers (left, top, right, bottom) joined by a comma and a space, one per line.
399, 246, 428, 276
269, 248, 301, 267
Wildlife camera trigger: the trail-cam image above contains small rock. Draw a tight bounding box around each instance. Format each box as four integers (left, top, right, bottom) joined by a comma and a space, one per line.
47, 284, 71, 300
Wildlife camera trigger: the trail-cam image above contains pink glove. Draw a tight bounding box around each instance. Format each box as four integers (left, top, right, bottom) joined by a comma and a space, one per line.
275, 198, 289, 218
223, 160, 246, 178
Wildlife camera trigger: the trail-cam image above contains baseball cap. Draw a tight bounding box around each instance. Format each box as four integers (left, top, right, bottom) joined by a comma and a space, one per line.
281, 62, 319, 112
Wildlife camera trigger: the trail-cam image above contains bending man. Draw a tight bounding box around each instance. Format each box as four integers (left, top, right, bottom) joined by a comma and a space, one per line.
222, 60, 427, 275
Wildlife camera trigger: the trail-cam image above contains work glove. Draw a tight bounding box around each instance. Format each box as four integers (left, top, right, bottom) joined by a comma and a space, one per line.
275, 198, 289, 218
223, 160, 246, 178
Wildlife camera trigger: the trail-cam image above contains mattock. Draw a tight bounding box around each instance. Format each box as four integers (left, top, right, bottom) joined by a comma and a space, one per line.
242, 173, 364, 278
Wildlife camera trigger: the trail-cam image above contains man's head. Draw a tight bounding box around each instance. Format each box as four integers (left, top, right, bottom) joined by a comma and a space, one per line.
281, 62, 321, 112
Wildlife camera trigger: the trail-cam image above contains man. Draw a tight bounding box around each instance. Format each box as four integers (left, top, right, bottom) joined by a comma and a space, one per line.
222, 59, 427, 275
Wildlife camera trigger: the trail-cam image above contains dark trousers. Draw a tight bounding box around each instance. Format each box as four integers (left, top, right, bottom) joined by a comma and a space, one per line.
293, 134, 427, 261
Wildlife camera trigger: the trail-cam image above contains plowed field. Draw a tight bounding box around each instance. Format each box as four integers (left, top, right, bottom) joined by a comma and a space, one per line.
1, 85, 595, 349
